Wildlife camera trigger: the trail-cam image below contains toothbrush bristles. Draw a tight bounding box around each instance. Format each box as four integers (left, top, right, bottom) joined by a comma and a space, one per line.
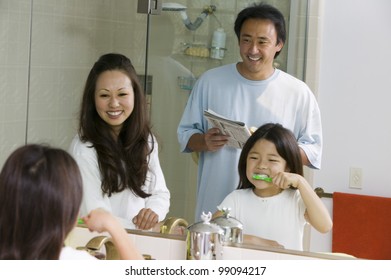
252, 174, 272, 182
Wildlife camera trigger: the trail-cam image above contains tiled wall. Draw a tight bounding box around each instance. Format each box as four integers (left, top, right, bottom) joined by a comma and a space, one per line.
0, 0, 31, 165
305, 0, 323, 95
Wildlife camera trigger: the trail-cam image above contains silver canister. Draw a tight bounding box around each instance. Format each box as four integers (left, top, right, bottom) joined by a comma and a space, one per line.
211, 207, 243, 244
186, 212, 224, 260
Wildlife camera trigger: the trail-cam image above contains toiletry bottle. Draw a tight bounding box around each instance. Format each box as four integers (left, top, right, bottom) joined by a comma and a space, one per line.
210, 28, 226, 60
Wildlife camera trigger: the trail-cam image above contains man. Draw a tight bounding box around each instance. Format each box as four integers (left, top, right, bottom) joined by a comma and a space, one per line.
177, 3, 322, 220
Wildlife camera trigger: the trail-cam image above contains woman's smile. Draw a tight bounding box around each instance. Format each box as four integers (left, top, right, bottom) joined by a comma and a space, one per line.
94, 70, 135, 135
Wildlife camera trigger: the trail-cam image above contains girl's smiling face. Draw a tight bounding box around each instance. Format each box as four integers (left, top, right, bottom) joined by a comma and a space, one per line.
246, 138, 288, 197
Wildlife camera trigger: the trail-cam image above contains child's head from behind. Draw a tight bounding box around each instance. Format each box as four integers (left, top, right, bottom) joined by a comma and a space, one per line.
238, 123, 303, 189
0, 144, 83, 259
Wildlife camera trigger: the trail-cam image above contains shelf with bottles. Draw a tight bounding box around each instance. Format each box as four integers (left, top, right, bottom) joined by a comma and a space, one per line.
183, 43, 210, 58
180, 42, 227, 60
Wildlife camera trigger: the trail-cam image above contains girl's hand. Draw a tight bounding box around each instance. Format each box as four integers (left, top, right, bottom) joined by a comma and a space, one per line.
132, 208, 159, 230
272, 172, 303, 190
82, 208, 145, 260
82, 208, 117, 233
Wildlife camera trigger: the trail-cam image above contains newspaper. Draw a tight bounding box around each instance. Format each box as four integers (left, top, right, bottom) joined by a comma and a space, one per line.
203, 109, 251, 149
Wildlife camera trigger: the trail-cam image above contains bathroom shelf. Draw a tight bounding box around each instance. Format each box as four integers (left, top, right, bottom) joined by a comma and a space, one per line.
180, 42, 227, 60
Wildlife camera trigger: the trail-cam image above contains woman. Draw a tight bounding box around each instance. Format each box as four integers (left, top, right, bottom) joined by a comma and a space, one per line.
69, 53, 170, 230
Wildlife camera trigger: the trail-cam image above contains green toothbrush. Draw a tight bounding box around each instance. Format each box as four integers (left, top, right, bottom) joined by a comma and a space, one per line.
252, 174, 273, 182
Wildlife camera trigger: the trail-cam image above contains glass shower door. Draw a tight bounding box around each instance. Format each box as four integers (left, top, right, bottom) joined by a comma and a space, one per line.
138, 0, 229, 223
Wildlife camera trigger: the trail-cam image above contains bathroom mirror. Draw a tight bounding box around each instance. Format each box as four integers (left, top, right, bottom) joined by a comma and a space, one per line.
1, 0, 352, 259
0, 0, 306, 217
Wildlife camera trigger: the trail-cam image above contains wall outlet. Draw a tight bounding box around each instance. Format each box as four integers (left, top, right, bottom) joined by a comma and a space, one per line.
349, 167, 362, 189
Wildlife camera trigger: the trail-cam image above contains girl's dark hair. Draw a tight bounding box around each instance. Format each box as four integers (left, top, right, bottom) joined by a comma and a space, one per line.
0, 144, 82, 259
79, 53, 152, 198
238, 123, 303, 189
234, 2, 286, 58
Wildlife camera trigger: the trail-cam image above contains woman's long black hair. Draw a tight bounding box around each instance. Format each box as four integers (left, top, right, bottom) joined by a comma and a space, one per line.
79, 53, 153, 198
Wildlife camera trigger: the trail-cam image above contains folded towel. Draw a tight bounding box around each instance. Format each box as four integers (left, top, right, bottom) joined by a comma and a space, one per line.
332, 192, 391, 259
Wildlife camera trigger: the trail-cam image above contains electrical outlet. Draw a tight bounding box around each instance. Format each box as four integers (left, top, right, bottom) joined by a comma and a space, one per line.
349, 167, 362, 189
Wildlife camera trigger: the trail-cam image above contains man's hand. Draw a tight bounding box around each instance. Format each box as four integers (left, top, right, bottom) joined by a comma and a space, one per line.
204, 128, 229, 152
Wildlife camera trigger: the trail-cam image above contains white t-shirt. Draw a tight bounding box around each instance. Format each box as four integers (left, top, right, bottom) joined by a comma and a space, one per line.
218, 188, 307, 250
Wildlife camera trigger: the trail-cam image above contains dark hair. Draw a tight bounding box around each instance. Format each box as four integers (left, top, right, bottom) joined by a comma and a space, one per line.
0, 144, 82, 259
234, 2, 286, 58
238, 123, 303, 189
78, 53, 152, 198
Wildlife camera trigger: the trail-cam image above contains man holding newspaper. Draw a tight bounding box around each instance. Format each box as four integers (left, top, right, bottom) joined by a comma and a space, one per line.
177, 3, 322, 220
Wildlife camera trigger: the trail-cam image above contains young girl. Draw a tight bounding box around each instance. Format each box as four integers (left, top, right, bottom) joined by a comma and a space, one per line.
0, 144, 143, 260
214, 123, 332, 251
69, 53, 170, 230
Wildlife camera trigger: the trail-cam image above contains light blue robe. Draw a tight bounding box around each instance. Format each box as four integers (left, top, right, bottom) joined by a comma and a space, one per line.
177, 64, 322, 220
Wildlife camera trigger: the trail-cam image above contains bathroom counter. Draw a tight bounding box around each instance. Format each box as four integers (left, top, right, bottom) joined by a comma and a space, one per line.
66, 225, 356, 260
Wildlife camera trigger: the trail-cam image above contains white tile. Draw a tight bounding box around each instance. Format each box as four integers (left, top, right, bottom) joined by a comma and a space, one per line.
169, 239, 187, 260
134, 235, 171, 260
221, 246, 242, 260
